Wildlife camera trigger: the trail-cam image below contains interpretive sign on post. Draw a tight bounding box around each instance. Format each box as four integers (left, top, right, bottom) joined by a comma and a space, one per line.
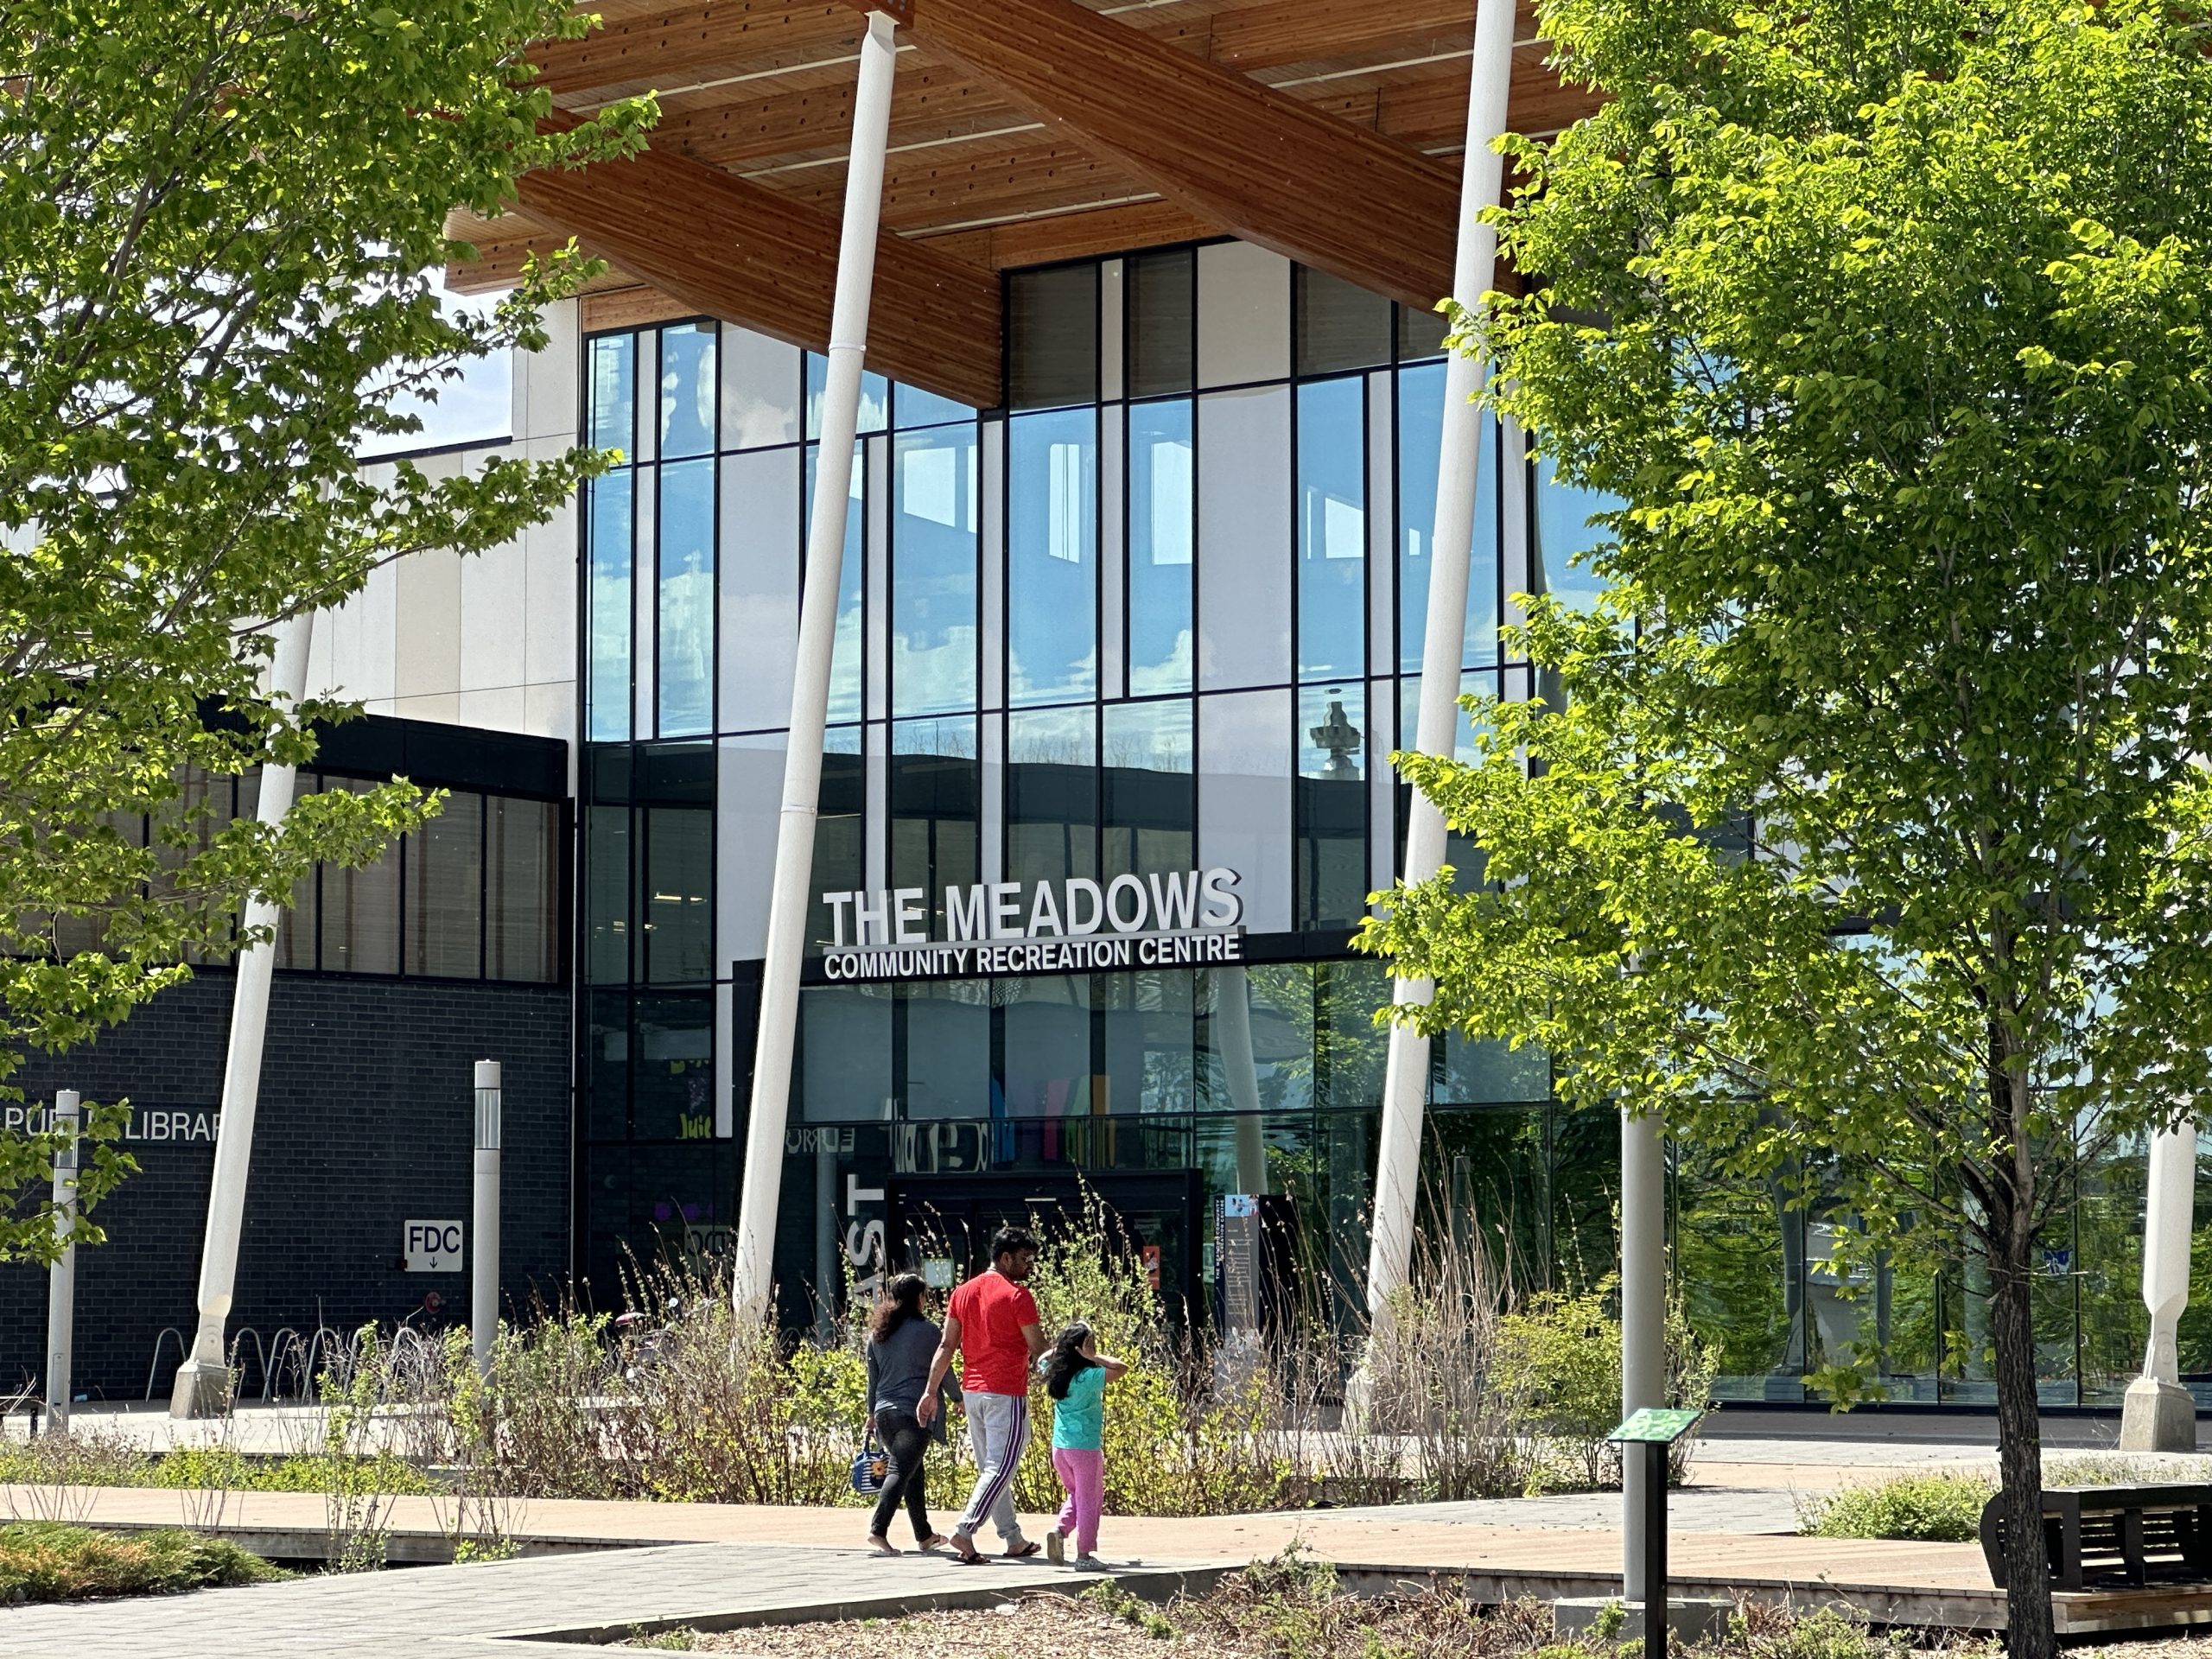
1607, 1408, 1705, 1659
1218, 1195, 1261, 1335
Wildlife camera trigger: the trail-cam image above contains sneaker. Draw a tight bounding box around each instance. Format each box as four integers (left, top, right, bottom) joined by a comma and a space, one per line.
1045, 1529, 1065, 1565
1073, 1554, 1109, 1573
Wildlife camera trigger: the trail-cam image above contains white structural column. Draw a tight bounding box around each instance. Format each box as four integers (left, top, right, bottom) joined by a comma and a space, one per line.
1364, 0, 1519, 1334
44, 1090, 79, 1436
2122, 1116, 2199, 1451
172, 611, 315, 1416
1620, 1107, 1667, 1595
732, 9, 901, 1324
1216, 968, 1269, 1196
472, 1060, 503, 1377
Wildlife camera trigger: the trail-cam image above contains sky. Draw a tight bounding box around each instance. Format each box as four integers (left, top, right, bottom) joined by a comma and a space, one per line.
356, 276, 514, 460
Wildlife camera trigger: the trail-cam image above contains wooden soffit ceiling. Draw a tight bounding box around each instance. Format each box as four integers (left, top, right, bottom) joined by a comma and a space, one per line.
449, 0, 1593, 406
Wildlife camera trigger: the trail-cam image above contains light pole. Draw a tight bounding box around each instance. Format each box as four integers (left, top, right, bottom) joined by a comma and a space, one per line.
44, 1090, 79, 1436
473, 1060, 502, 1377
1619, 1109, 1666, 1594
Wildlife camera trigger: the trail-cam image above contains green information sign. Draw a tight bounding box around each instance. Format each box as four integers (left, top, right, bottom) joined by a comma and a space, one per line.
1606, 1407, 1704, 1445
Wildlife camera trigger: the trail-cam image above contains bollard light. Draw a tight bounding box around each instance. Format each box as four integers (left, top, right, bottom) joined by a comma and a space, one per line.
44, 1090, 79, 1436
472, 1061, 502, 1378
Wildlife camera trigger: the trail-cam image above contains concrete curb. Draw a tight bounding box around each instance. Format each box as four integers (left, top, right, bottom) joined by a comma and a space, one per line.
507, 1562, 1238, 1646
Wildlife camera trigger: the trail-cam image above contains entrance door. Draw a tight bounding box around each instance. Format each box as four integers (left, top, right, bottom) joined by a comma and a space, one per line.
887, 1169, 1201, 1321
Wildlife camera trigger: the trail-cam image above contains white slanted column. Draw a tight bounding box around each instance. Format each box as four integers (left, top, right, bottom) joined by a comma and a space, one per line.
2122, 1116, 2199, 1452
1364, 0, 1518, 1336
732, 8, 901, 1325
172, 611, 315, 1416
1214, 968, 1269, 1196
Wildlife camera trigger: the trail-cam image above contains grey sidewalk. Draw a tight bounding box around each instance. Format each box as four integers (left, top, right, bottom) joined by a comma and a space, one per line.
0, 1542, 1211, 1659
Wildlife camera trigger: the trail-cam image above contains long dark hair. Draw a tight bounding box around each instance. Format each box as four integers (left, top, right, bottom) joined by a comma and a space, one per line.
870, 1273, 928, 1344
1045, 1320, 1098, 1402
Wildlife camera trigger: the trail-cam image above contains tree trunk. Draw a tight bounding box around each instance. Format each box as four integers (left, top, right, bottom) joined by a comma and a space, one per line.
1989, 1242, 2056, 1659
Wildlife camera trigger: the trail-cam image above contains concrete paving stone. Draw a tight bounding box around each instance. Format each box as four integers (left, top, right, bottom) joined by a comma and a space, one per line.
0, 1543, 1205, 1659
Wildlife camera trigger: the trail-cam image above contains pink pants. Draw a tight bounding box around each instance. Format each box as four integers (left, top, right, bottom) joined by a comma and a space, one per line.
1052, 1446, 1104, 1556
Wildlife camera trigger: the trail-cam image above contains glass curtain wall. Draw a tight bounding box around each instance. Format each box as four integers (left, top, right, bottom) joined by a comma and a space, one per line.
51, 767, 563, 983
568, 279, 2169, 1407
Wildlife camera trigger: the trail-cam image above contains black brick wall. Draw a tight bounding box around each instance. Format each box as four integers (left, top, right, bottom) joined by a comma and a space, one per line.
0, 971, 570, 1402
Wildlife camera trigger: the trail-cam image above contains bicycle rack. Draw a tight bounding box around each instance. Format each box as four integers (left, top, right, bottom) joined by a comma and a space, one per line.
143, 1327, 188, 1402
261, 1328, 303, 1402
226, 1328, 269, 1400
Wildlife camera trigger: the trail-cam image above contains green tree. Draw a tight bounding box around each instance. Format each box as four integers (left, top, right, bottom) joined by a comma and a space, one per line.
1359, 0, 2212, 1649
0, 1, 646, 1254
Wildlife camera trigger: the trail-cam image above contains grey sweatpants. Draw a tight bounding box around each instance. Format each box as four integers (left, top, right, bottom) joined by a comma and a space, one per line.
954, 1389, 1029, 1545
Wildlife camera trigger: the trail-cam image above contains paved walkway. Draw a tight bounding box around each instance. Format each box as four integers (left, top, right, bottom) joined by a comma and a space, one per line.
4, 1411, 2181, 1656
0, 1541, 1193, 1658
0, 1516, 2004, 1658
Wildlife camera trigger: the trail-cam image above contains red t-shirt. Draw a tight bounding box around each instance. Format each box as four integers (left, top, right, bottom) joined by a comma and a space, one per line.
948, 1270, 1039, 1396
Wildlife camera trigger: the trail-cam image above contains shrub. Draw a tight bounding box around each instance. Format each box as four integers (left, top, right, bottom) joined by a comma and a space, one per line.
1491, 1274, 1718, 1492
147, 1446, 435, 1496
0, 1431, 149, 1489
0, 1522, 283, 1602
1797, 1473, 1994, 1541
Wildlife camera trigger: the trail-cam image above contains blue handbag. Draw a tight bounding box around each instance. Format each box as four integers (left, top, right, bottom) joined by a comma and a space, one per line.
849, 1436, 887, 1497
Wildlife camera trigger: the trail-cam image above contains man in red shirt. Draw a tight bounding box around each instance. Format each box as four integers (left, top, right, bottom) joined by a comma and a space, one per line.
920, 1225, 1046, 1562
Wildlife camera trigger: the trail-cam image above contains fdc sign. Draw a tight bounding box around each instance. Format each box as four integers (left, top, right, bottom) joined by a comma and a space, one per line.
404, 1219, 464, 1273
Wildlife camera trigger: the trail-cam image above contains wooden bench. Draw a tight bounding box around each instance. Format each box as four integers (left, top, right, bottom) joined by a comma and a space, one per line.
1980, 1484, 2212, 1592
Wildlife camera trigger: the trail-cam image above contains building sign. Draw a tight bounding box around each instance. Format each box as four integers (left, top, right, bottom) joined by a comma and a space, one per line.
404, 1219, 464, 1273
818, 868, 1245, 984
6, 1103, 222, 1144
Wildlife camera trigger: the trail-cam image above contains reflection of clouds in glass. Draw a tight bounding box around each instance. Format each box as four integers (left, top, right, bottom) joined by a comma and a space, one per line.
586, 471, 632, 742
1009, 408, 1096, 705
805, 441, 867, 725
1130, 630, 1192, 697
1530, 448, 1615, 616
890, 624, 979, 717
829, 607, 864, 724
588, 570, 630, 741
1009, 642, 1098, 705
893, 429, 979, 715
658, 458, 715, 735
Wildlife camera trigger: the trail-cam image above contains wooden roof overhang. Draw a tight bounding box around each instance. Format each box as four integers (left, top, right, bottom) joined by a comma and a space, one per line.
448, 0, 1596, 408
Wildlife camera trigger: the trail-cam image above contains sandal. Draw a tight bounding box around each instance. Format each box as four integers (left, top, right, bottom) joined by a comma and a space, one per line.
868, 1534, 899, 1556
918, 1534, 951, 1551
1003, 1540, 1041, 1559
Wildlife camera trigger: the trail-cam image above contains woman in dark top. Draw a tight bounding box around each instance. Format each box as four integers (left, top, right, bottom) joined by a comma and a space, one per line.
862, 1273, 962, 1554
